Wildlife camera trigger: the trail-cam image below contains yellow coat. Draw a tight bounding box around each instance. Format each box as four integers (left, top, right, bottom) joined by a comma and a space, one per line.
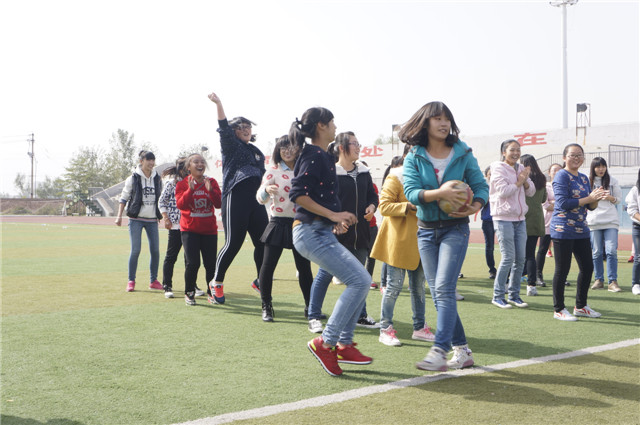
370, 167, 421, 270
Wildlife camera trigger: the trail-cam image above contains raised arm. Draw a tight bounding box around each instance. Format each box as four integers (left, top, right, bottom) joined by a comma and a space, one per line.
208, 92, 226, 121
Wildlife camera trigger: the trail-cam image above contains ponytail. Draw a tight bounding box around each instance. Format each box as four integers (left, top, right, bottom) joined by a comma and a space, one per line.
289, 107, 334, 150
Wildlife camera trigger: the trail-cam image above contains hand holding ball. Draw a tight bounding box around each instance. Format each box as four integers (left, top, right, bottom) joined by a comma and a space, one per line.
438, 180, 472, 214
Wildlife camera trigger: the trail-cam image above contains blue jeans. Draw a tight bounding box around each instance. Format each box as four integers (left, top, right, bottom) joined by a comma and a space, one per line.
379, 263, 426, 331
417, 224, 469, 352
590, 228, 618, 282
307, 247, 369, 321
494, 220, 526, 300
293, 221, 370, 346
128, 219, 160, 282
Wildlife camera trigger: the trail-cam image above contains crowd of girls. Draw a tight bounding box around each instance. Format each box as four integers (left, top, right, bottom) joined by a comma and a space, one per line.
112, 91, 637, 377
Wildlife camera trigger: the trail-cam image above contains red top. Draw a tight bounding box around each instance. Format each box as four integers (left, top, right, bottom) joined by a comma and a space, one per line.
175, 177, 222, 235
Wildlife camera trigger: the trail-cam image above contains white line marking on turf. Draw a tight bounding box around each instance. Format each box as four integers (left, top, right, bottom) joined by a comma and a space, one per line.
175, 339, 639, 425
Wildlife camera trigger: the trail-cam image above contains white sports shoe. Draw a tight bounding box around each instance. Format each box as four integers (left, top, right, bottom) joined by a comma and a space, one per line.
447, 345, 475, 369
379, 326, 402, 346
308, 319, 323, 333
573, 305, 601, 318
416, 346, 448, 371
455, 290, 464, 301
554, 308, 578, 321
526, 286, 538, 296
632, 284, 640, 295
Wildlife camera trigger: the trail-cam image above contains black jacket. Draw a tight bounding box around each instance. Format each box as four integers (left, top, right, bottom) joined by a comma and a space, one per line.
335, 162, 379, 250
126, 172, 163, 219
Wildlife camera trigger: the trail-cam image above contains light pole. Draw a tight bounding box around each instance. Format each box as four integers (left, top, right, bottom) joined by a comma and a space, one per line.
550, 0, 578, 129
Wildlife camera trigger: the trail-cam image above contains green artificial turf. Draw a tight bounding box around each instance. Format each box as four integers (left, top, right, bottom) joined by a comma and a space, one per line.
1, 222, 638, 424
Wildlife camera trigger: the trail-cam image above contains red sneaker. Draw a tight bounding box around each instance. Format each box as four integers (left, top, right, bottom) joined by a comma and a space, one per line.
149, 280, 163, 290
126, 281, 135, 292
307, 337, 342, 376
336, 342, 373, 365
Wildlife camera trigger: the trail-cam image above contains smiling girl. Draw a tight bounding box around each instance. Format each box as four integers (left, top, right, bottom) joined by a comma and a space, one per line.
489, 140, 535, 309
550, 144, 607, 321
175, 153, 222, 306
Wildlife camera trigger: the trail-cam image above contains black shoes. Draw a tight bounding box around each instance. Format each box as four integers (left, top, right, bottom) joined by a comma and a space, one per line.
262, 302, 274, 322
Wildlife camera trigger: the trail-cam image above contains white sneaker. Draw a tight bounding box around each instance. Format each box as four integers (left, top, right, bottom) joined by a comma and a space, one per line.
379, 326, 402, 346
455, 290, 464, 301
526, 286, 538, 296
632, 284, 640, 295
554, 308, 578, 321
573, 305, 601, 318
332, 276, 344, 285
416, 346, 448, 371
447, 345, 474, 369
308, 319, 323, 333
164, 290, 174, 299
194, 287, 206, 297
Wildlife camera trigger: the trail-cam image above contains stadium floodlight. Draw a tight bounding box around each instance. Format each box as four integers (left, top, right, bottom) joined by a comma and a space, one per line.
549, 0, 579, 129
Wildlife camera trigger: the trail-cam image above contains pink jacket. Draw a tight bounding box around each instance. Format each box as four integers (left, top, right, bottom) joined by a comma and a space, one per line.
489, 161, 536, 222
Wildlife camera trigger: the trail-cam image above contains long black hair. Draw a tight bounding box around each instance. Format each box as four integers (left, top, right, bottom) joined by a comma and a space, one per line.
589, 157, 610, 190
398, 101, 459, 148
328, 131, 356, 162
229, 116, 257, 142
289, 107, 334, 150
520, 154, 546, 191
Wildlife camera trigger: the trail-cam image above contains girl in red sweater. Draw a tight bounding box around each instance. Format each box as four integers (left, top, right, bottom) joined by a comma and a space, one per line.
175, 153, 222, 306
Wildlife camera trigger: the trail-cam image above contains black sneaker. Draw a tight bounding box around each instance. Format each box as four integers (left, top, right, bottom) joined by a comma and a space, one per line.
489, 272, 496, 279
262, 302, 274, 322
185, 291, 196, 306
356, 315, 380, 329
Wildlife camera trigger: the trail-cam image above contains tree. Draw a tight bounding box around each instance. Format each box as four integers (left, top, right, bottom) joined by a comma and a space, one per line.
104, 129, 136, 184
36, 176, 67, 199
62, 146, 111, 194
177, 144, 212, 160
374, 134, 395, 145
13, 173, 30, 197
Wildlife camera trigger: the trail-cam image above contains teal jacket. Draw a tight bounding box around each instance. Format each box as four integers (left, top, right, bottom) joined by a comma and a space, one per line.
403, 141, 489, 224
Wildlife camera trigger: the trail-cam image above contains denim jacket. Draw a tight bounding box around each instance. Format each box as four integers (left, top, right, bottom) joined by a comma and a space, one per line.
403, 140, 488, 226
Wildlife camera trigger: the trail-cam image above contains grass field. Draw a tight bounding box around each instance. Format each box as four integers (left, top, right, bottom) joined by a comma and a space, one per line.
1, 221, 639, 425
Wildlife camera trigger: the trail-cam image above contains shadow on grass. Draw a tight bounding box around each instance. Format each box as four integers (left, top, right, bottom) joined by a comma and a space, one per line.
0, 416, 84, 425
415, 365, 639, 406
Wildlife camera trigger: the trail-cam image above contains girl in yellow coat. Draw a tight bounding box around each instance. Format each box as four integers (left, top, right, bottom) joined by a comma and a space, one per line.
371, 149, 435, 346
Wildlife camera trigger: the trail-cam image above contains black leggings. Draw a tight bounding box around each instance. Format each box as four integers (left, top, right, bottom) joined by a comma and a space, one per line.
536, 234, 552, 281
551, 237, 593, 312
523, 235, 539, 284
259, 244, 313, 306
162, 229, 183, 288
214, 178, 268, 283
182, 231, 217, 294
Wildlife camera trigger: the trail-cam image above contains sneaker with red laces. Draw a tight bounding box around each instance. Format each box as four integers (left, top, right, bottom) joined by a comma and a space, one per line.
336, 342, 373, 365
412, 325, 436, 342
629, 255, 635, 263
307, 337, 342, 376
370, 282, 379, 290
149, 280, 163, 290
126, 280, 135, 292
209, 281, 225, 304
379, 326, 402, 346
546, 249, 553, 258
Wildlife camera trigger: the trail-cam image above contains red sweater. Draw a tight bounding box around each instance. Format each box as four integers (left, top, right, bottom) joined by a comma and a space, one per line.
175, 177, 222, 235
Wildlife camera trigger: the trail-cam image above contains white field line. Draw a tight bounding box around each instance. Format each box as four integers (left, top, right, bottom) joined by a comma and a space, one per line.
175, 338, 640, 425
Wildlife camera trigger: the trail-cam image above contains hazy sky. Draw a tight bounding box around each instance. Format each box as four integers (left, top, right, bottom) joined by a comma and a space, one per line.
1, 0, 638, 196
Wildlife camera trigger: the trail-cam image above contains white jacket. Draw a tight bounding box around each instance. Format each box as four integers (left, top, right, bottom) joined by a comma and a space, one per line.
586, 176, 622, 229
626, 186, 640, 225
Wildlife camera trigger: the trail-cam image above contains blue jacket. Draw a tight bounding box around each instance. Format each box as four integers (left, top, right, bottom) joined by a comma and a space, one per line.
403, 141, 488, 225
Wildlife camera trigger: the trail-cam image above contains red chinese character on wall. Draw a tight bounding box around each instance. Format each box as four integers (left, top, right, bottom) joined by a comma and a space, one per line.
361, 145, 384, 157
513, 133, 547, 146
